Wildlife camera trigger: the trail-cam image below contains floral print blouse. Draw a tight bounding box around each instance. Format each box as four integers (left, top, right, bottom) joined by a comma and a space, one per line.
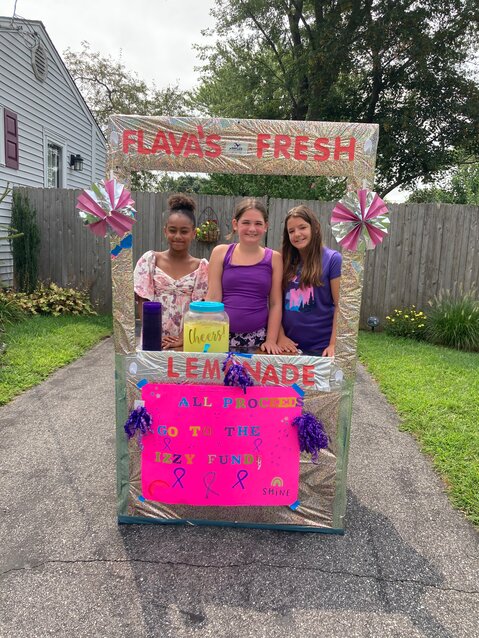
134, 250, 209, 338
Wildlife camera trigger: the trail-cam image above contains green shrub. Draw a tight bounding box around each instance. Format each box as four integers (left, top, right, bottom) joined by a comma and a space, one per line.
384, 306, 427, 339
10, 190, 40, 293
0, 292, 25, 332
425, 290, 479, 351
2, 283, 96, 317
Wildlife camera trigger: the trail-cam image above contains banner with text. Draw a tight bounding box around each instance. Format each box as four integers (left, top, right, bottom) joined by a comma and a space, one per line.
110, 115, 378, 178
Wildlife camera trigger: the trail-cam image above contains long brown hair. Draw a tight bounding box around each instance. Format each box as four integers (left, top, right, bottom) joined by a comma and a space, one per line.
226, 197, 268, 240
282, 205, 323, 289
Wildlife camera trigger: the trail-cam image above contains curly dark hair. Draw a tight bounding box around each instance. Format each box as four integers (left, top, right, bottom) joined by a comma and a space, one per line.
166, 194, 196, 227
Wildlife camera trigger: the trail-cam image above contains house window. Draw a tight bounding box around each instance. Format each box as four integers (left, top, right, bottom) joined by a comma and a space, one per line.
4, 109, 19, 170
46, 141, 63, 188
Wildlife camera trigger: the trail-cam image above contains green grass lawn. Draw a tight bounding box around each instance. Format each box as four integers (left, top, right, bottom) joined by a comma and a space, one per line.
358, 331, 479, 526
0, 314, 112, 405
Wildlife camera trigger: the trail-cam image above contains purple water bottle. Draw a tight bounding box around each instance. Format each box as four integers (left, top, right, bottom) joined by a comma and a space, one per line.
142, 302, 162, 351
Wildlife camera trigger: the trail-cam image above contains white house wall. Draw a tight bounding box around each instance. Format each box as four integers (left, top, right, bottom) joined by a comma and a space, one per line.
0, 17, 106, 284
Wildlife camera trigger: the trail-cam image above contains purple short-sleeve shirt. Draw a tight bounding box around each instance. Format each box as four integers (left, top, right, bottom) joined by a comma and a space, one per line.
282, 246, 342, 352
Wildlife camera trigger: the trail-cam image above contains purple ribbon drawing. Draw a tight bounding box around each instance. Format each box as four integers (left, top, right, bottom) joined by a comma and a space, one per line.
203, 471, 220, 499
172, 467, 186, 489
232, 470, 249, 490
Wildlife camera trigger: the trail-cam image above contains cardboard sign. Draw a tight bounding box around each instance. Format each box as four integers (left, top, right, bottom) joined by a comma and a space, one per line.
141, 384, 303, 506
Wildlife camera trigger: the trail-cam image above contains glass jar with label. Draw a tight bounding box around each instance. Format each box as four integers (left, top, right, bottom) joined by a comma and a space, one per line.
183, 301, 229, 353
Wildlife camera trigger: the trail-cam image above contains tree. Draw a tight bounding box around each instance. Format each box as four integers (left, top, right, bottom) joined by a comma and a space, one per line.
64, 42, 189, 191
199, 174, 344, 200
408, 162, 479, 205
193, 0, 479, 196
133, 173, 212, 194
63, 42, 185, 132
10, 191, 40, 294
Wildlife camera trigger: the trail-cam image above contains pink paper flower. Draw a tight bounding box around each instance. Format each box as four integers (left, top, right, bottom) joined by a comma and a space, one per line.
76, 179, 136, 238
331, 189, 389, 251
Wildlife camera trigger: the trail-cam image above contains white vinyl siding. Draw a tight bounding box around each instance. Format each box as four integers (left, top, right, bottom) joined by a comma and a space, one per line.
0, 17, 106, 283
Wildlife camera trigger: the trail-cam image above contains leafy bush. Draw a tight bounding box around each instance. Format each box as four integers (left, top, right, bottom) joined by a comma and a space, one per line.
384, 306, 427, 339
0, 292, 25, 331
2, 283, 96, 317
425, 290, 479, 351
10, 190, 40, 293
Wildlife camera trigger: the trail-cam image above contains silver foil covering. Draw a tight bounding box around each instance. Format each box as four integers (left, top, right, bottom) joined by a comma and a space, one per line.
108, 115, 379, 531
116, 351, 350, 531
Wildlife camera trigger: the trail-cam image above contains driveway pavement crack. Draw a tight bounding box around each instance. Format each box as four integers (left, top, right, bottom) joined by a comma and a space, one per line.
1, 558, 478, 596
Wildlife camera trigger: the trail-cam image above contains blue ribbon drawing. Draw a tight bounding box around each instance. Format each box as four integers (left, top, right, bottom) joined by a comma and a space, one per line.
163, 437, 172, 451
203, 471, 220, 499
232, 469, 248, 490
110, 233, 133, 257
172, 467, 186, 489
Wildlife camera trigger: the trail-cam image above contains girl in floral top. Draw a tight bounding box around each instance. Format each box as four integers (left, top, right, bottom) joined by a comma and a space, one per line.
134, 194, 208, 349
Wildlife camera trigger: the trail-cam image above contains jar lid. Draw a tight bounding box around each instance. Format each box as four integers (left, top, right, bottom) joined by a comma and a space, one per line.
189, 301, 225, 313
143, 301, 162, 314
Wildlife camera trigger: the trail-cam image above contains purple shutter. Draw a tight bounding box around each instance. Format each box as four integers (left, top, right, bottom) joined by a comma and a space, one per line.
4, 109, 19, 170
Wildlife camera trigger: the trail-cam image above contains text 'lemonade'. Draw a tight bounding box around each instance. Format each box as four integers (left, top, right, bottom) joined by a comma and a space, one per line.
183, 301, 229, 353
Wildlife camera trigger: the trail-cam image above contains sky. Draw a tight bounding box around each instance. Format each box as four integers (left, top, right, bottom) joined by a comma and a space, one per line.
5, 0, 216, 90
3, 0, 409, 200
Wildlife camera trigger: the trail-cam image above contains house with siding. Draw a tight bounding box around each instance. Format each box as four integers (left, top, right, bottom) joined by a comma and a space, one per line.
0, 16, 106, 284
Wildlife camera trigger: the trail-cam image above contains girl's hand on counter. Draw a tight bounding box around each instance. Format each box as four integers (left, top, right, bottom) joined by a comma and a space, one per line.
162, 335, 183, 350
260, 339, 283, 355
321, 344, 335, 357
277, 335, 299, 354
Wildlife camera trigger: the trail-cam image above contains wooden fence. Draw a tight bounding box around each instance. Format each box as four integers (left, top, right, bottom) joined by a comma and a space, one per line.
17, 187, 479, 326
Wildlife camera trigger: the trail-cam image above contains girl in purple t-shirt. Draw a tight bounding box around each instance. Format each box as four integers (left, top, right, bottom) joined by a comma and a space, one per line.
279, 205, 342, 357
206, 198, 283, 354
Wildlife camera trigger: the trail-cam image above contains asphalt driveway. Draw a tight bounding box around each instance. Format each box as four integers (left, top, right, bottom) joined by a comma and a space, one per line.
0, 339, 477, 637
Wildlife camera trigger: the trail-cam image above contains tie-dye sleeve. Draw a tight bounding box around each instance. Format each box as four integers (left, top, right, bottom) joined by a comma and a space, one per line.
133, 250, 156, 300
191, 258, 209, 301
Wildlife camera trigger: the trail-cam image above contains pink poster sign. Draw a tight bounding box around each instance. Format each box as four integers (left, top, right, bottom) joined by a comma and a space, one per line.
141, 384, 302, 506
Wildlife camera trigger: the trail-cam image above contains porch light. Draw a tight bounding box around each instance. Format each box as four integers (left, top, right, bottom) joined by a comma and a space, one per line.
69, 154, 84, 171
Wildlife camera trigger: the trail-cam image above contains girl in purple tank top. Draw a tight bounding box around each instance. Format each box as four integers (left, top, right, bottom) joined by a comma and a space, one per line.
279, 205, 342, 357
206, 198, 283, 354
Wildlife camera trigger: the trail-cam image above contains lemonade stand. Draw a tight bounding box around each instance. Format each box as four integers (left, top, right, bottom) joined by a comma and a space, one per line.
78, 115, 383, 532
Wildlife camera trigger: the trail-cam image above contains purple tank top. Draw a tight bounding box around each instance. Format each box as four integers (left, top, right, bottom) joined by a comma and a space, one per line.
222, 244, 273, 333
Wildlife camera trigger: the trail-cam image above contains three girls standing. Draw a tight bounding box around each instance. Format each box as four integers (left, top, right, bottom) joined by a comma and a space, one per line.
135, 195, 341, 356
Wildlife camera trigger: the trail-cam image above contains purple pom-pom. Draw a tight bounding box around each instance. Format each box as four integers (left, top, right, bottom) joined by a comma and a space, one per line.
124, 406, 153, 449
222, 353, 254, 394
292, 411, 328, 462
